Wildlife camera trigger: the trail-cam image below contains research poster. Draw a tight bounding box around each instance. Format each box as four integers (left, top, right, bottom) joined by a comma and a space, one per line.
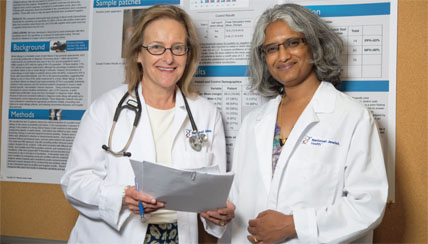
1, 0, 397, 200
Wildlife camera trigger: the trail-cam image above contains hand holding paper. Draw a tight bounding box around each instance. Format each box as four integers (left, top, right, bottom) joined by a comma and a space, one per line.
201, 200, 236, 226
122, 185, 165, 215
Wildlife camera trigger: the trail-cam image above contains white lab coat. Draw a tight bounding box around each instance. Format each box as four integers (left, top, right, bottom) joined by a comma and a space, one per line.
61, 84, 226, 244
229, 82, 388, 244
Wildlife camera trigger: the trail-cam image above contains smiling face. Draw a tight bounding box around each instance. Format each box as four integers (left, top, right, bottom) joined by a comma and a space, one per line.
137, 18, 188, 93
263, 20, 316, 89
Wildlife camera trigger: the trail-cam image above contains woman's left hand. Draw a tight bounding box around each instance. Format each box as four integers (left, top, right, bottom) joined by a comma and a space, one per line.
247, 210, 296, 244
200, 200, 236, 226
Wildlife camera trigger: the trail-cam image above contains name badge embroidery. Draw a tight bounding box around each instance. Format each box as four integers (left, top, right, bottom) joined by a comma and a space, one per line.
302, 136, 340, 146
185, 129, 212, 138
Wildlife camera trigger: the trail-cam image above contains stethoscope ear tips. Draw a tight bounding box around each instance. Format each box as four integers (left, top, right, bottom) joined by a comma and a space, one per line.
102, 144, 131, 157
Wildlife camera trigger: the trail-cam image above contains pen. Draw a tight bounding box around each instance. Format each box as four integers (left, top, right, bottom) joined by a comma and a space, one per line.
135, 178, 145, 221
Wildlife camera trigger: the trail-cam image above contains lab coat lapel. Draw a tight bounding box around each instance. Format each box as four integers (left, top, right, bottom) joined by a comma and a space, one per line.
126, 85, 156, 162
274, 106, 319, 175
272, 82, 336, 190
254, 96, 282, 193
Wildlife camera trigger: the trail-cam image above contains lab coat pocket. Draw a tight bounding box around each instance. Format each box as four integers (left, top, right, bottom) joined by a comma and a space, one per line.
287, 161, 338, 207
175, 151, 214, 170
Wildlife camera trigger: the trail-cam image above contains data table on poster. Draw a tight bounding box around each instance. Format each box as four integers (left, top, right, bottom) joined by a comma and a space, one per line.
190, 0, 249, 10
195, 83, 263, 132
335, 25, 383, 79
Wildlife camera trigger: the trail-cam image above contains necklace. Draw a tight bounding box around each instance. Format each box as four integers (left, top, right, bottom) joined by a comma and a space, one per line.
277, 95, 288, 147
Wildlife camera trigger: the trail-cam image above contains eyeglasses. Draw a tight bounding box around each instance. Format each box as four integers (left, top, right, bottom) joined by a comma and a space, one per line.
261, 37, 307, 55
141, 43, 189, 56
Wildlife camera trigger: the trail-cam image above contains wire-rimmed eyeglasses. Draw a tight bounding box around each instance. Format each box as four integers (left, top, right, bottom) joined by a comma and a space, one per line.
141, 44, 189, 56
261, 37, 307, 56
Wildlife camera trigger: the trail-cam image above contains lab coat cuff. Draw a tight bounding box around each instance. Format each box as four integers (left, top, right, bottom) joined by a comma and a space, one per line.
293, 208, 318, 243
200, 215, 226, 238
99, 184, 131, 231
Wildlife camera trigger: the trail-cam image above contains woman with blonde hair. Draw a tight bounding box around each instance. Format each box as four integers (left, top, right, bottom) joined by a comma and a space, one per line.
62, 4, 234, 243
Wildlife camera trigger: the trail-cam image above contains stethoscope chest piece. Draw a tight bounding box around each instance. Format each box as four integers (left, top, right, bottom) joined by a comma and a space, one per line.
189, 132, 208, 152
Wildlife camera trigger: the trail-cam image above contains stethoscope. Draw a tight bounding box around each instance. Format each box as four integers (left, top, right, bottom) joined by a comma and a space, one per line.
102, 83, 208, 157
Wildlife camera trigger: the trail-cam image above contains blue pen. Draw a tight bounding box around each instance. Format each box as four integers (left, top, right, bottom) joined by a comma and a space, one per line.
135, 178, 145, 221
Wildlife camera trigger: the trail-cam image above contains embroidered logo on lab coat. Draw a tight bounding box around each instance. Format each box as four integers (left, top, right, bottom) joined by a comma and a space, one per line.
185, 129, 212, 138
302, 136, 312, 144
302, 136, 340, 146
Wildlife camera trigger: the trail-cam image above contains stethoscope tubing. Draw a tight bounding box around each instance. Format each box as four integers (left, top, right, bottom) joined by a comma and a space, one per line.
102, 84, 141, 157
102, 83, 205, 157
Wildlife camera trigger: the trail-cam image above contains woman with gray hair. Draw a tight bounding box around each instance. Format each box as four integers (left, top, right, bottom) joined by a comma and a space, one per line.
229, 3, 388, 243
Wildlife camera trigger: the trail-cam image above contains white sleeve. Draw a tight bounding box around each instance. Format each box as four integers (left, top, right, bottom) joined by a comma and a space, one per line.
201, 108, 228, 238
209, 108, 227, 173
293, 110, 388, 243
60, 101, 132, 231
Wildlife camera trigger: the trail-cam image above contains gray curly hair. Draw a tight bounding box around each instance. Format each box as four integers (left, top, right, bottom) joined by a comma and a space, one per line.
249, 3, 344, 97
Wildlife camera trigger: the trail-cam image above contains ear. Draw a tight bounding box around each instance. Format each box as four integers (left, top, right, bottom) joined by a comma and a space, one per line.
136, 50, 143, 64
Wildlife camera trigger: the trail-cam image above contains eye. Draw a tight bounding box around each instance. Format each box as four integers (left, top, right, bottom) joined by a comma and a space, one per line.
264, 44, 279, 54
149, 44, 164, 51
172, 45, 185, 51
286, 38, 301, 47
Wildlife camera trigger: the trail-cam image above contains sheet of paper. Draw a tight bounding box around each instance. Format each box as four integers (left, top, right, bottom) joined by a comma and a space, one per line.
130, 160, 234, 212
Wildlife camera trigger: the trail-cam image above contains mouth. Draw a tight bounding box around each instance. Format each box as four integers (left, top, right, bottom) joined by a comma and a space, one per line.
158, 66, 176, 72
277, 62, 295, 70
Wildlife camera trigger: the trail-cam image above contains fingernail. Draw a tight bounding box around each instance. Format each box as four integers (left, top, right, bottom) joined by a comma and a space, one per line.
151, 199, 156, 204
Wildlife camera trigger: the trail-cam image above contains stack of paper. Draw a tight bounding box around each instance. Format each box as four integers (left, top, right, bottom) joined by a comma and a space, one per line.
130, 160, 234, 212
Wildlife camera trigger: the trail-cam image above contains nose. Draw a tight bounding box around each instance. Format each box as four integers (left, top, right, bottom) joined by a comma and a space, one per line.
162, 48, 174, 64
277, 45, 291, 62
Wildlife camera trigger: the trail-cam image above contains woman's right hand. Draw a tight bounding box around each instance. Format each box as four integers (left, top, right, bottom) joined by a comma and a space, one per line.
123, 186, 165, 214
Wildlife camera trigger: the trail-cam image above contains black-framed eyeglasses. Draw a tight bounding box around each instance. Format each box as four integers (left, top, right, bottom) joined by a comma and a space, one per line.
261, 37, 307, 55
141, 43, 189, 56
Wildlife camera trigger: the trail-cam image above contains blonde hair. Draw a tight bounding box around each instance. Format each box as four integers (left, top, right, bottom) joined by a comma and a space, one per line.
123, 4, 200, 97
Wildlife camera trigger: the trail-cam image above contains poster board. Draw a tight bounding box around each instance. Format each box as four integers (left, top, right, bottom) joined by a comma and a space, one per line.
0, 0, 426, 242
